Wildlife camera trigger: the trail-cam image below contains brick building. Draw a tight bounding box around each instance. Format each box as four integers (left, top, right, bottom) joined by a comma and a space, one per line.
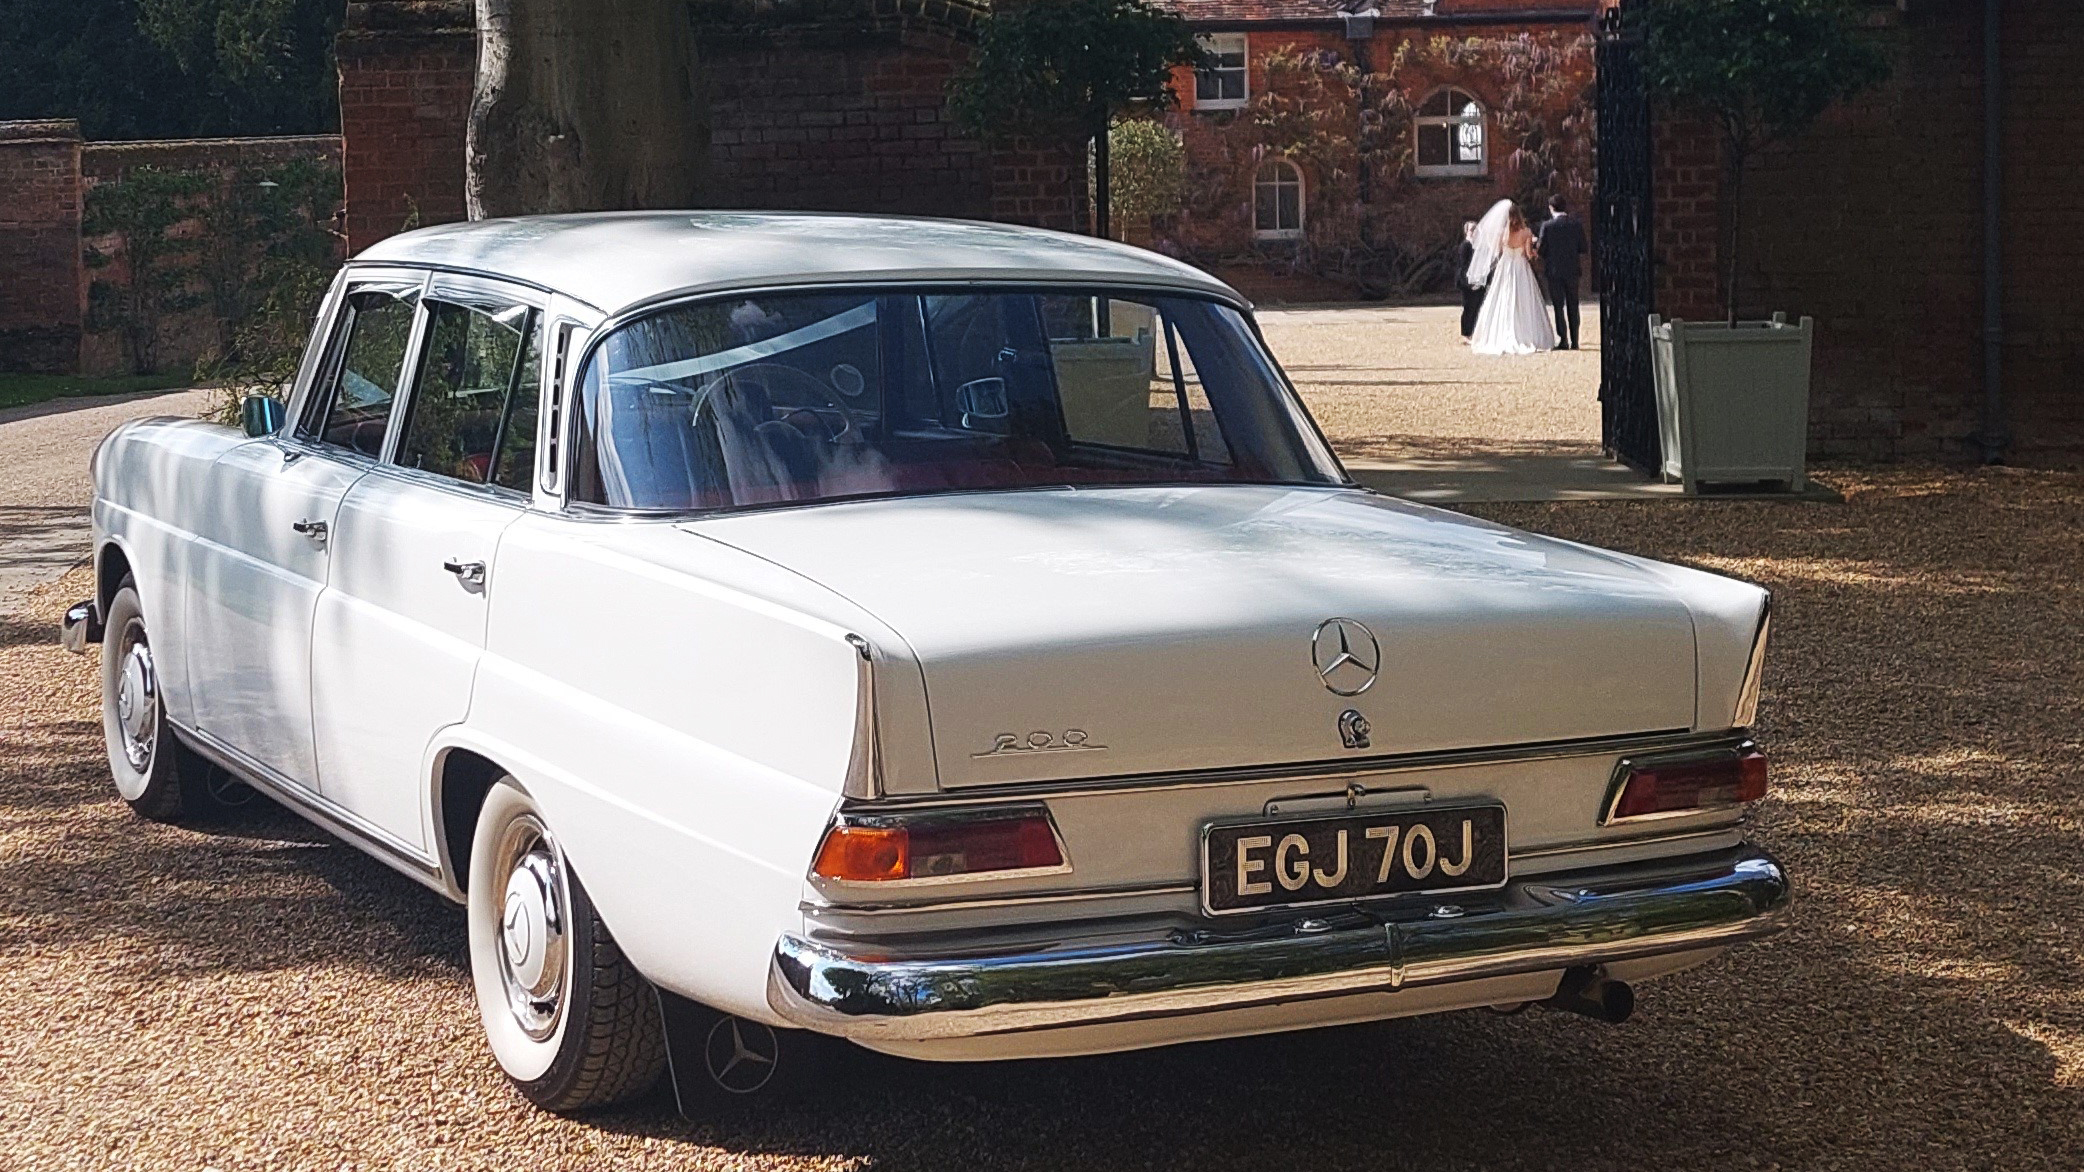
1645, 0, 2079, 463
1155, 0, 1598, 301
335, 0, 1082, 254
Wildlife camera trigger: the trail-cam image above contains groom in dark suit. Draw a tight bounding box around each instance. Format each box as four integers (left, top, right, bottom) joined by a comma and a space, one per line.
1536, 194, 1585, 350
1453, 220, 1484, 341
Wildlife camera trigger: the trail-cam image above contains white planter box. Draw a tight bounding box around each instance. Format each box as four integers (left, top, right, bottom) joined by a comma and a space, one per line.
1649, 313, 1814, 493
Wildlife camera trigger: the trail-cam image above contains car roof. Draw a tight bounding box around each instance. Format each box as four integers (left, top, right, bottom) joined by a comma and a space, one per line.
352, 211, 1245, 317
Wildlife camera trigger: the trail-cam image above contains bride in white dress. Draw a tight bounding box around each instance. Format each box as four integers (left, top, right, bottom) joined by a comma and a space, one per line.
1466, 198, 1559, 356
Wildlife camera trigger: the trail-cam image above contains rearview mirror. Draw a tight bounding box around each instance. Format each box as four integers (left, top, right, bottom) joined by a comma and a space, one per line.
955, 377, 1010, 422
240, 393, 286, 438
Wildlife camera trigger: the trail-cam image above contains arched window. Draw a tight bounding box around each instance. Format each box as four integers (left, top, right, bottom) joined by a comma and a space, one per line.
1253, 159, 1303, 239
1415, 88, 1486, 178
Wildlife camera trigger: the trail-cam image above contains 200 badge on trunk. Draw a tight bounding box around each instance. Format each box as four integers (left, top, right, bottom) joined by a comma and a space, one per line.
1202, 804, 1507, 914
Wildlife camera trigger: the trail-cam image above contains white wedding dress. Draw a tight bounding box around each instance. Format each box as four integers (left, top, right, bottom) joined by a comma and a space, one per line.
1469, 239, 1558, 356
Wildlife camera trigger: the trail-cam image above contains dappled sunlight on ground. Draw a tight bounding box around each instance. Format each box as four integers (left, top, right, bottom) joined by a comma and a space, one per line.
0, 464, 2079, 1169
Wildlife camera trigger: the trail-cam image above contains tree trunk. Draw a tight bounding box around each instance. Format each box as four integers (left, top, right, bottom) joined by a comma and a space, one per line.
1724, 151, 1744, 325
467, 0, 710, 218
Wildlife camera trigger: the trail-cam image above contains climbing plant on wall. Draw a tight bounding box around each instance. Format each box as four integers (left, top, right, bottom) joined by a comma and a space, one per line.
1167, 32, 1594, 296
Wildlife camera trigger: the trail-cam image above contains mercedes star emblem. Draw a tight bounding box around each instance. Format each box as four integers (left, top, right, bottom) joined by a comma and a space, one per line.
1311, 618, 1380, 696
704, 1016, 780, 1094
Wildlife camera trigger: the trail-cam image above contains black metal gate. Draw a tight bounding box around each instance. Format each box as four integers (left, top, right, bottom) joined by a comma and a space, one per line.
1594, 2, 1660, 471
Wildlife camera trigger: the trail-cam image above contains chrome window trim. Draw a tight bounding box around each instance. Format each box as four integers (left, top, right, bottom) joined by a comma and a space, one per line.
557, 280, 1309, 516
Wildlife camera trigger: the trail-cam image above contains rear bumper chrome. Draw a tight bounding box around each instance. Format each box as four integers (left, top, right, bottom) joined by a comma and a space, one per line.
60, 599, 101, 654
768, 844, 1791, 1042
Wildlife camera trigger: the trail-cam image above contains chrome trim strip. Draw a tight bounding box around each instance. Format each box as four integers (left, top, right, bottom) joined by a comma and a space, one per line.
171, 721, 454, 899
1734, 597, 1772, 729
769, 844, 1792, 1042
803, 881, 1196, 918
1510, 827, 1736, 862
841, 634, 884, 800
854, 728, 1730, 809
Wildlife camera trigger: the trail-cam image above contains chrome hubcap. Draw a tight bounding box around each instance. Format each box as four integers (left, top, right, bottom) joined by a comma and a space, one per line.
493, 817, 568, 1041
116, 632, 157, 774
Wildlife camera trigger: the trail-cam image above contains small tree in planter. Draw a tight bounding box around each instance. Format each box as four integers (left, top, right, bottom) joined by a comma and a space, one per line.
1637, 0, 1888, 323
949, 0, 1202, 239
1634, 0, 1888, 493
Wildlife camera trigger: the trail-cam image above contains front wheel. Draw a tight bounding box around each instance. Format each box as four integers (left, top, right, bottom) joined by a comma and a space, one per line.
466, 780, 666, 1112
101, 580, 241, 822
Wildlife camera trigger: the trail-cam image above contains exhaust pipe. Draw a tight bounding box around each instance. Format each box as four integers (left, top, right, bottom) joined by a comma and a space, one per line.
1542, 966, 1634, 1024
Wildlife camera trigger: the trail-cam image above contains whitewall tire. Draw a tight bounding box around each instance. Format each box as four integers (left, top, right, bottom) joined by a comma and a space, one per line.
466, 779, 666, 1111
101, 580, 230, 822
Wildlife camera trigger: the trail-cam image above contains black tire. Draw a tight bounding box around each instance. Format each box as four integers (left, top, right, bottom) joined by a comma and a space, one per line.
467, 780, 666, 1112
101, 579, 235, 823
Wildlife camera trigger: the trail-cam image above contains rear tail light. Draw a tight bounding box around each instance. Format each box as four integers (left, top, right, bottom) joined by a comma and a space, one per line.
1605, 744, 1768, 823
811, 809, 1067, 884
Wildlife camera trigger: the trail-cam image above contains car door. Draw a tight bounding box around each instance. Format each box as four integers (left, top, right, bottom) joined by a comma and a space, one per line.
185, 271, 425, 788
309, 276, 542, 851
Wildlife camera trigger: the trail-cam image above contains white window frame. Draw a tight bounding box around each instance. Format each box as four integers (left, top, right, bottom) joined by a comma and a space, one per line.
1414, 87, 1487, 179
1252, 158, 1304, 241
1194, 33, 1249, 111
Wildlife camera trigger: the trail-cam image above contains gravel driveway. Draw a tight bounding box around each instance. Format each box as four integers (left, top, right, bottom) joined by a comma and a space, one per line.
2, 464, 2077, 1171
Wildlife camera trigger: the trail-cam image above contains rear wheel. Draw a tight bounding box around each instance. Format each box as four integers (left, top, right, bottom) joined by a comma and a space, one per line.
466, 779, 666, 1112
101, 580, 241, 822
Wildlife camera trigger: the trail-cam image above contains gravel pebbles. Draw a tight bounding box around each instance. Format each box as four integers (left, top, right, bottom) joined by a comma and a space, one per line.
1, 402, 2079, 1166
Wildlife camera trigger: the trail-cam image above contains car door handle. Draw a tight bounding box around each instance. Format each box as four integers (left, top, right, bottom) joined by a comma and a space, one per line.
443, 558, 486, 586
292, 518, 328, 542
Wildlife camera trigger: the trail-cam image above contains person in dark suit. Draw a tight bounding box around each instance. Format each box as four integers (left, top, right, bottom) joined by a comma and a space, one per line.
1536, 194, 1586, 350
1454, 220, 1484, 342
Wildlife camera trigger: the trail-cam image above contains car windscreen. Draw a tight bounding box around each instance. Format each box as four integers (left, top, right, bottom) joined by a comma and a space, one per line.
567, 288, 1343, 512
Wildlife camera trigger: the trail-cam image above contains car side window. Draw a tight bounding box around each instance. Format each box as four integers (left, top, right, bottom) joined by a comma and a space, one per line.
304, 287, 420, 457
395, 297, 541, 489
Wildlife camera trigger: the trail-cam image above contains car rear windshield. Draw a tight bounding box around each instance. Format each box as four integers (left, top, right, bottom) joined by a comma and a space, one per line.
567, 288, 1343, 512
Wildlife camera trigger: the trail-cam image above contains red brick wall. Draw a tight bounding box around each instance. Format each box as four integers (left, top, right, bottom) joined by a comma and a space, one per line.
1653, 1, 2081, 463
0, 121, 85, 373
336, 25, 473, 253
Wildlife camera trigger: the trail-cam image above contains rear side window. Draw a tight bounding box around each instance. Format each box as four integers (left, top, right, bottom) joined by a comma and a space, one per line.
304, 286, 419, 457
395, 298, 541, 488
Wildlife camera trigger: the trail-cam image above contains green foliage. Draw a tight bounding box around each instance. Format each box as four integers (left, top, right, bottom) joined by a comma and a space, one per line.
0, 0, 338, 139
194, 163, 345, 424
1638, 0, 1890, 160
84, 168, 213, 374
1636, 0, 1889, 318
0, 372, 193, 413
949, 0, 1204, 141
1096, 118, 1185, 231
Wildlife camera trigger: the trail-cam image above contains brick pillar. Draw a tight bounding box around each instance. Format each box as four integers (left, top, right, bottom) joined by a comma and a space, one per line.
1650, 111, 1723, 322
990, 140, 1085, 233
336, 0, 476, 254
0, 120, 85, 373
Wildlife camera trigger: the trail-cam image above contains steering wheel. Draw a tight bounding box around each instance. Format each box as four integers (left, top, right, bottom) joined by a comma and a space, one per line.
706, 363, 857, 444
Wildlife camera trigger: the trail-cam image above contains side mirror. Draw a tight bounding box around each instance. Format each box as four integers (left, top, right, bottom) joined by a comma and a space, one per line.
955, 377, 1010, 421
240, 394, 286, 438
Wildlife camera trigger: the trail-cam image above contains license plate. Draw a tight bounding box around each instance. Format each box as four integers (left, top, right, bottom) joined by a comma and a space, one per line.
1202, 804, 1508, 915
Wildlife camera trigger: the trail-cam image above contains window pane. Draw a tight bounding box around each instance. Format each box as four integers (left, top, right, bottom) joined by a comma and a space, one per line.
1278, 184, 1301, 231
1421, 91, 1453, 117
571, 290, 1333, 511
490, 322, 544, 492
316, 289, 417, 457
1255, 183, 1279, 231
1418, 123, 1453, 167
398, 299, 530, 483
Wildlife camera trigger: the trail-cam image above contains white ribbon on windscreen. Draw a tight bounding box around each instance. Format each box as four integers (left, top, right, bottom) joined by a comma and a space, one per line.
606, 301, 879, 388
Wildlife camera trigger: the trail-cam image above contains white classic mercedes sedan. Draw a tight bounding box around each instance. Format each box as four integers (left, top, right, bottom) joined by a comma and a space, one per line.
65, 212, 1788, 1114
